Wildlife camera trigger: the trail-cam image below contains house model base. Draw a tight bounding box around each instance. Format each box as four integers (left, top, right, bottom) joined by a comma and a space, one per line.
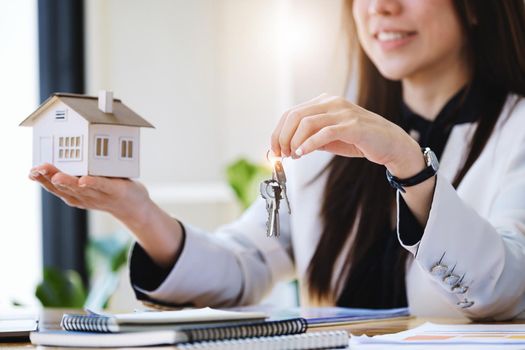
20, 91, 154, 178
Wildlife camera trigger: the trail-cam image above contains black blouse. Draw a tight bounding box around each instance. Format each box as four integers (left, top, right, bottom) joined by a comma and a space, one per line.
336, 80, 486, 309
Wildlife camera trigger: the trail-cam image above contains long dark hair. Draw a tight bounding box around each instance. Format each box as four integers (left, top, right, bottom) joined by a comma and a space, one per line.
307, 0, 525, 304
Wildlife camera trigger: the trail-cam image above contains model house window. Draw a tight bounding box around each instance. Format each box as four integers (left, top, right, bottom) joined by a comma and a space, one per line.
95, 136, 109, 158
58, 136, 82, 161
55, 109, 67, 121
120, 138, 133, 159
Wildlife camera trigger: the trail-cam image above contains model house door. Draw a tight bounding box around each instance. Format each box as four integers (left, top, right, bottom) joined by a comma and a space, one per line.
39, 136, 53, 164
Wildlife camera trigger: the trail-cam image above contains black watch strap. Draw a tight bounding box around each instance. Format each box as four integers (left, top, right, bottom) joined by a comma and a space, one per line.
386, 147, 439, 193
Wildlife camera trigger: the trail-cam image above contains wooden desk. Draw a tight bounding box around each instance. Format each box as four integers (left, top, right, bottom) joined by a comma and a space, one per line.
310, 316, 468, 336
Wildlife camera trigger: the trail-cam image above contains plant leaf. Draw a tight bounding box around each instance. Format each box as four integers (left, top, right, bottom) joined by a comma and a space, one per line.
226, 158, 271, 209
35, 267, 87, 308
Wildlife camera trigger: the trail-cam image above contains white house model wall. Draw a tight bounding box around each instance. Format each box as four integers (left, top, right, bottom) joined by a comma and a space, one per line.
32, 100, 90, 176
88, 124, 140, 178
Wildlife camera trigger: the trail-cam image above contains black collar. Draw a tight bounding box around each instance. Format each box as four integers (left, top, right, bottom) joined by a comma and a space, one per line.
401, 79, 486, 159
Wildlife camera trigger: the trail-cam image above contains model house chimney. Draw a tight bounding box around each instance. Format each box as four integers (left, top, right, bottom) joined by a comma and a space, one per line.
98, 90, 113, 113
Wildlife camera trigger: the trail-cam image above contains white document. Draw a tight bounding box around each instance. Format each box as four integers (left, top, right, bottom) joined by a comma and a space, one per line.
350, 322, 525, 348
92, 307, 267, 324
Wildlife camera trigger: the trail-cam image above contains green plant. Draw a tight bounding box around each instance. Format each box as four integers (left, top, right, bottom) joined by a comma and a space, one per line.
226, 158, 272, 210
35, 232, 130, 309
35, 267, 87, 308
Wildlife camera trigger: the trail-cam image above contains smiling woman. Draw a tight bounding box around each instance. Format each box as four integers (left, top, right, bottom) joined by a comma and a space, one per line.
354, 0, 468, 85
28, 0, 525, 321
0, 1, 41, 306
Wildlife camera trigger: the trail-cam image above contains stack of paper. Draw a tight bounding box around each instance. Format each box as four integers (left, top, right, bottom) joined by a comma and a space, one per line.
272, 306, 409, 327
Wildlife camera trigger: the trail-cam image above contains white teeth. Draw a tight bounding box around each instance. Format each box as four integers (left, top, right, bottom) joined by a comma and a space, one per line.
376, 31, 410, 42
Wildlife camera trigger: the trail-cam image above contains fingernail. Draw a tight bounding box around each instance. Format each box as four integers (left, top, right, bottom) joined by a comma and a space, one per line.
295, 147, 304, 157
30, 171, 39, 178
78, 184, 87, 188
38, 169, 47, 175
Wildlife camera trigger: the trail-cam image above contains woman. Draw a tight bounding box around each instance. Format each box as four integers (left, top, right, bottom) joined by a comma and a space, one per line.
30, 0, 525, 320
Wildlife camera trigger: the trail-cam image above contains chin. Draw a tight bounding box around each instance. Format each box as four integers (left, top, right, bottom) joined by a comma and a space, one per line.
362, 46, 415, 81
372, 60, 415, 81
374, 66, 406, 81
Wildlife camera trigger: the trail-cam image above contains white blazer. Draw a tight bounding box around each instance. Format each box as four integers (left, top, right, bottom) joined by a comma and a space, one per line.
132, 95, 525, 320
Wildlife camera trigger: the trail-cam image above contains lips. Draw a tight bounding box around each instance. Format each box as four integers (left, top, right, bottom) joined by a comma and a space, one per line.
374, 30, 417, 42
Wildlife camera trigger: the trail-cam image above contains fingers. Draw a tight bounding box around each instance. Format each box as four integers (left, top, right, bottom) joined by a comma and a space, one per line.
30, 163, 81, 195
289, 113, 337, 157
50, 174, 114, 206
28, 169, 85, 209
51, 171, 82, 187
320, 141, 365, 158
277, 103, 331, 157
295, 121, 362, 158
271, 112, 287, 157
30, 163, 61, 179
271, 93, 330, 157
29, 165, 111, 210
78, 175, 115, 194
295, 126, 342, 157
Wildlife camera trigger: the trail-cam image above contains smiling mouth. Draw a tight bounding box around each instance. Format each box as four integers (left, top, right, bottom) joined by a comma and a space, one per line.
375, 31, 417, 42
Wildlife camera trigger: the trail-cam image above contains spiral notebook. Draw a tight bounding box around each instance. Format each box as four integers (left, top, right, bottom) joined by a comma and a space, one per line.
31, 318, 348, 348
59, 307, 267, 333
31, 329, 348, 348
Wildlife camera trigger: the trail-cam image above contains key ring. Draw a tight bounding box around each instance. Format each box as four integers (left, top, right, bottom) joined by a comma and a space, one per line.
260, 180, 278, 199
266, 149, 271, 162
266, 149, 284, 163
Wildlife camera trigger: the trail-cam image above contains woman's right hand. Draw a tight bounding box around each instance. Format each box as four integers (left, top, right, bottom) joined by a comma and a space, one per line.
29, 163, 149, 222
29, 163, 184, 268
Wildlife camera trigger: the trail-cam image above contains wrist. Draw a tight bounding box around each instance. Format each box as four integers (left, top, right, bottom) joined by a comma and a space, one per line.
114, 198, 183, 267
386, 145, 439, 194
385, 139, 426, 179
112, 196, 155, 231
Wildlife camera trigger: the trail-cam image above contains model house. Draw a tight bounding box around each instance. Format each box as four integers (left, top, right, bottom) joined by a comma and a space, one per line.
20, 91, 154, 178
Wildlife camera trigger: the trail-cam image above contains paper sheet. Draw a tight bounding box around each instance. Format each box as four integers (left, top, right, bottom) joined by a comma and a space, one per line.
350, 322, 525, 347
91, 307, 267, 324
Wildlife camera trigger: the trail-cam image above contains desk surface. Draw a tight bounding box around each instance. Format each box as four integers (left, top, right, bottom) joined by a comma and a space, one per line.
3, 315, 523, 349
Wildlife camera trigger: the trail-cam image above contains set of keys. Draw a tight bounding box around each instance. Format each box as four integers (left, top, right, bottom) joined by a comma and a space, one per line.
260, 152, 291, 237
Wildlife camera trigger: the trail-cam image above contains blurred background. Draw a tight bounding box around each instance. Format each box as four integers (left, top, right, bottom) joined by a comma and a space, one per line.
0, 0, 347, 311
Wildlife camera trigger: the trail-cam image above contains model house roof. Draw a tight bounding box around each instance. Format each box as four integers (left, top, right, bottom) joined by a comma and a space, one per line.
20, 92, 155, 128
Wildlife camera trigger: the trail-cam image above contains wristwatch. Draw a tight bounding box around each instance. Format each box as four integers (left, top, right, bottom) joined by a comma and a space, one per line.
386, 147, 439, 193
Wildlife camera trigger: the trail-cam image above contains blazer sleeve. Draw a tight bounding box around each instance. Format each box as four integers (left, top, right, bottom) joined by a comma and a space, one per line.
129, 197, 295, 308
397, 138, 525, 320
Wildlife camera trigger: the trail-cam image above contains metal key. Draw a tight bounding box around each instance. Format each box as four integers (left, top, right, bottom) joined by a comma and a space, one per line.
260, 180, 274, 237
272, 159, 291, 214
260, 179, 282, 237
263, 180, 281, 237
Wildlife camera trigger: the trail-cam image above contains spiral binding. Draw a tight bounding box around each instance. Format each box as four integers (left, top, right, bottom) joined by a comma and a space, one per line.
182, 318, 308, 343
61, 315, 311, 344
61, 315, 111, 333
177, 330, 349, 350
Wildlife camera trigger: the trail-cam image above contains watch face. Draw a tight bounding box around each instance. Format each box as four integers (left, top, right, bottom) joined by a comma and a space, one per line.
425, 148, 440, 171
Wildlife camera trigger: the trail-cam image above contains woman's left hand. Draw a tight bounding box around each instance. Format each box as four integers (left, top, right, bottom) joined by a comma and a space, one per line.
271, 93, 422, 177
